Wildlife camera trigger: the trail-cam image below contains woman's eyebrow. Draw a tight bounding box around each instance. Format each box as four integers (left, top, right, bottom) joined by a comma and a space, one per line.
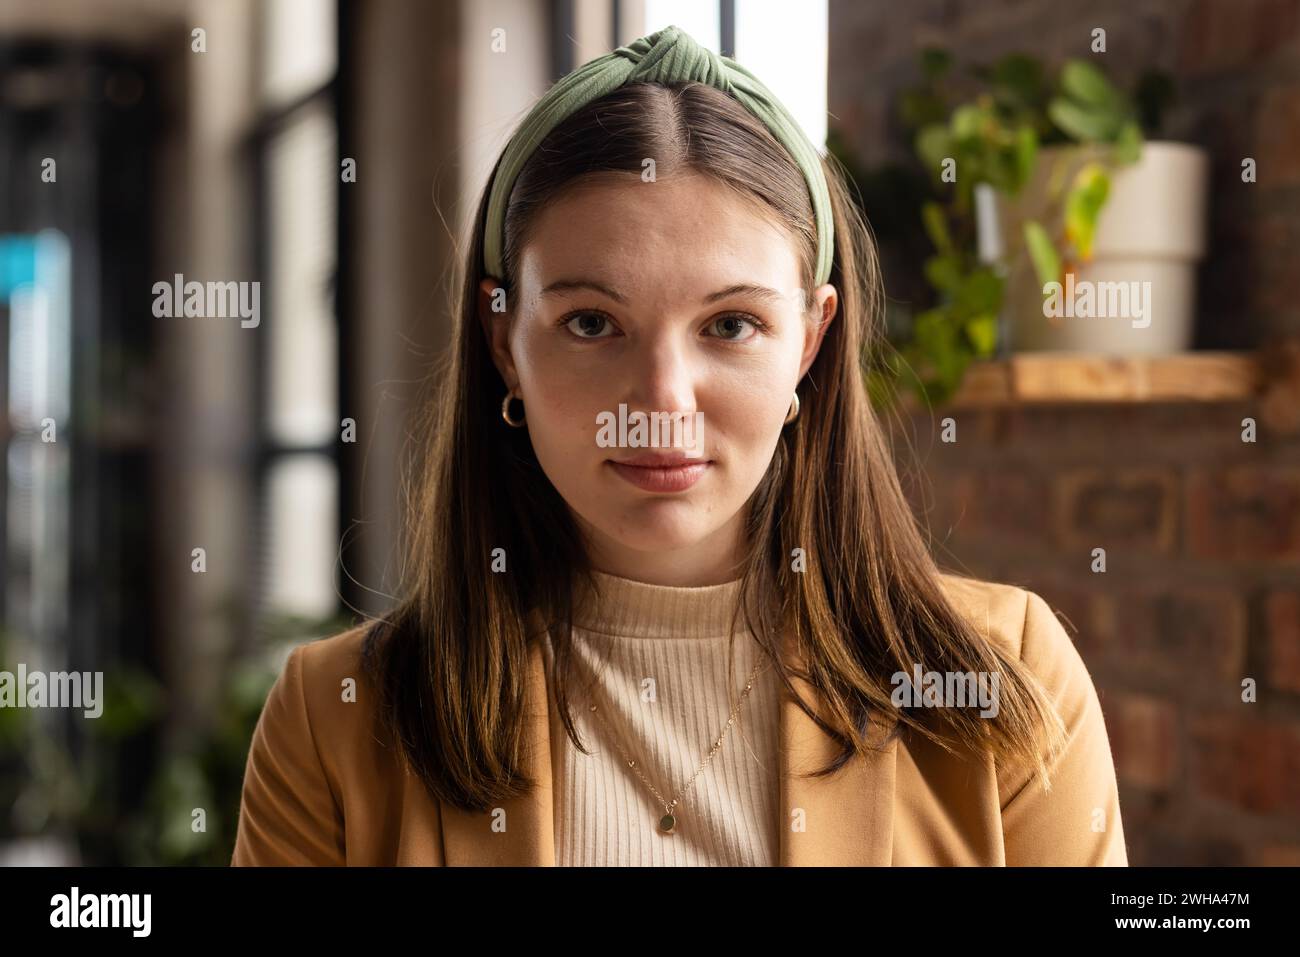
539, 279, 786, 306
701, 283, 786, 305
540, 279, 628, 303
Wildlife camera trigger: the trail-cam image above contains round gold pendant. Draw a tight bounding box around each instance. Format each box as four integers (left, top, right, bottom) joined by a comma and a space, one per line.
658, 813, 676, 834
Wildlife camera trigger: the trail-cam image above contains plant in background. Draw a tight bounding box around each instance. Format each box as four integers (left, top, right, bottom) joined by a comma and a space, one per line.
127, 609, 355, 866
0, 610, 355, 865
1, 643, 166, 863
851, 48, 1173, 407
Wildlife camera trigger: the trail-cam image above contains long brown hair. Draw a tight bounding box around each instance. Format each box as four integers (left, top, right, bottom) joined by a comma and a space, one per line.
361, 81, 1066, 813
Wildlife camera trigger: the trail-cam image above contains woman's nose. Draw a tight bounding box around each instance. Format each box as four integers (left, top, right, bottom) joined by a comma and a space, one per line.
623, 334, 700, 413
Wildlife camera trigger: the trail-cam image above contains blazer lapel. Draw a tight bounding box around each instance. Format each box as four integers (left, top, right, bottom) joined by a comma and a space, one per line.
777, 630, 898, 866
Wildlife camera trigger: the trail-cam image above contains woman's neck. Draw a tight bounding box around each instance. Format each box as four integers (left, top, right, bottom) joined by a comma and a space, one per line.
576, 509, 747, 586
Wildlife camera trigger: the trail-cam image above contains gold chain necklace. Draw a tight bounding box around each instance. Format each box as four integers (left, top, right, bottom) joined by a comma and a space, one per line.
586, 656, 768, 835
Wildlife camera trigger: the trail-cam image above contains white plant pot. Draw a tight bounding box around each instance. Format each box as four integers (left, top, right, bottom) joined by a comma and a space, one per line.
977, 141, 1210, 355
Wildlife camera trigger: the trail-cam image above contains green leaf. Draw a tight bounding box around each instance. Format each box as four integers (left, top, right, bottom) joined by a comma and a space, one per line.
915, 125, 954, 180
924, 254, 963, 293
951, 104, 985, 141
956, 269, 1004, 315
1013, 124, 1039, 190
1064, 164, 1110, 260
964, 314, 1000, 356
912, 308, 948, 346
1113, 119, 1143, 165
1048, 97, 1122, 141
1023, 219, 1061, 289
981, 136, 1025, 195
1060, 59, 1122, 110
921, 202, 953, 254
935, 348, 973, 398
900, 90, 950, 130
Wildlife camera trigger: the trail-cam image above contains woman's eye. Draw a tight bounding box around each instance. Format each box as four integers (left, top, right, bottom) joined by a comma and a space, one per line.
708, 314, 761, 341
564, 312, 616, 338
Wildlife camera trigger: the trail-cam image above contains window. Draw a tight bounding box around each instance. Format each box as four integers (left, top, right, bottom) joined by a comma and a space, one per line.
1, 231, 71, 662
640, 0, 828, 148
252, 1, 341, 628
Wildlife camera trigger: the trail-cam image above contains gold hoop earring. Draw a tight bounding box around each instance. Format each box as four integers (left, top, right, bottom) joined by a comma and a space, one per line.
501, 389, 526, 427
784, 391, 801, 424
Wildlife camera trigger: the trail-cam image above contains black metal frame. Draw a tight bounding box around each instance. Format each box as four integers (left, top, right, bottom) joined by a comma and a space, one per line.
335, 0, 358, 617
552, 0, 577, 80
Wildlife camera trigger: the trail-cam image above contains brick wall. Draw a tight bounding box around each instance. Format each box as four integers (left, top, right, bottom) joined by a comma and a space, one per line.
832, 0, 1300, 864
893, 400, 1300, 863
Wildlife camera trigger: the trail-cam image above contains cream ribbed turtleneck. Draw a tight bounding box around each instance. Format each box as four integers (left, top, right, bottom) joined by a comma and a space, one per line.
540, 570, 782, 866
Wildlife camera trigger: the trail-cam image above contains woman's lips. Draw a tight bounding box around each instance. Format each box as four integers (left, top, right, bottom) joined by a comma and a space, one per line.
606, 458, 711, 492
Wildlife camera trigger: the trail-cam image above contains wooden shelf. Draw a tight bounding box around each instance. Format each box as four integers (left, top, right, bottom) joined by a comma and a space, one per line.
942, 351, 1264, 406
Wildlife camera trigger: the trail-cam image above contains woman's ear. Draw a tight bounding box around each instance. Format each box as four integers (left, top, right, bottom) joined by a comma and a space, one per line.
797, 283, 838, 379
477, 276, 519, 388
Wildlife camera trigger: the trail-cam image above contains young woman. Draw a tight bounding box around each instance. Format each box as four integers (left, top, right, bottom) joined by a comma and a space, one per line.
232, 25, 1127, 866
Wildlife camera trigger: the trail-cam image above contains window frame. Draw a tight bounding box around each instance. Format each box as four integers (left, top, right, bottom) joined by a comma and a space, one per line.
247, 2, 350, 629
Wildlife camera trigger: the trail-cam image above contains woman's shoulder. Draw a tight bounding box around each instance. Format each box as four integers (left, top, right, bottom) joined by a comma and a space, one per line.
934, 569, 1105, 728
248, 621, 396, 795
935, 570, 1073, 668
275, 622, 387, 742
233, 622, 394, 865
288, 620, 377, 687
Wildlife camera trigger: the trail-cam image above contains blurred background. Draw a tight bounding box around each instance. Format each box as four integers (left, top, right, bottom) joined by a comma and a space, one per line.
0, 0, 1296, 866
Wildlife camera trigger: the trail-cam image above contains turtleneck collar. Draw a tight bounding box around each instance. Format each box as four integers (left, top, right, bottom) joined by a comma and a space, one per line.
571, 569, 761, 639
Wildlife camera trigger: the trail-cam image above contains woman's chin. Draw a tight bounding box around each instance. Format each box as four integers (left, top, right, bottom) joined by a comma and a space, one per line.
596, 509, 717, 554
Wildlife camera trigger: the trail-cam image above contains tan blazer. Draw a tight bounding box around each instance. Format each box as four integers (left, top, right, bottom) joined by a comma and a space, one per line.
231, 574, 1128, 865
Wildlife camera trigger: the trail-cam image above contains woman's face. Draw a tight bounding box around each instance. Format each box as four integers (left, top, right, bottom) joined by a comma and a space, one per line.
479, 171, 837, 585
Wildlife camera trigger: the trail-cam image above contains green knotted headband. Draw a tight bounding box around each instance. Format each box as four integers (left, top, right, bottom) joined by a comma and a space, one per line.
482, 23, 835, 287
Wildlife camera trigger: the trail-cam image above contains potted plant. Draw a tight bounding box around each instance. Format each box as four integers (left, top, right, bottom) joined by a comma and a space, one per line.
965, 61, 1209, 355
835, 49, 1200, 407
